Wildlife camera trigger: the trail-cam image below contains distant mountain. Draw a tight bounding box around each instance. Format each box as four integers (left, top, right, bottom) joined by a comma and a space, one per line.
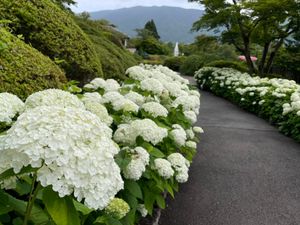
90, 6, 208, 43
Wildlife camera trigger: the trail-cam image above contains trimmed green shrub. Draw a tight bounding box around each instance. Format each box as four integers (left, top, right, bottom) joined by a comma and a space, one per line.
0, 0, 103, 82
138, 37, 170, 55
180, 55, 205, 76
75, 17, 138, 80
206, 60, 248, 72
164, 56, 186, 72
0, 28, 66, 99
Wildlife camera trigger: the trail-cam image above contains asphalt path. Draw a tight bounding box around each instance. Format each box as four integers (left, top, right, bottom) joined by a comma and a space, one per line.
159, 81, 300, 225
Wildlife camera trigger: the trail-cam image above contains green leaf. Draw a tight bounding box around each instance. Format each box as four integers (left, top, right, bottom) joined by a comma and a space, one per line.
3, 190, 49, 224
15, 179, 31, 196
43, 187, 80, 225
124, 180, 143, 199
0, 166, 37, 181
105, 217, 123, 225
73, 200, 93, 215
143, 188, 156, 215
165, 183, 174, 198
156, 195, 166, 209
149, 147, 165, 158
122, 192, 138, 210
120, 208, 136, 225
0, 190, 13, 215
93, 215, 106, 224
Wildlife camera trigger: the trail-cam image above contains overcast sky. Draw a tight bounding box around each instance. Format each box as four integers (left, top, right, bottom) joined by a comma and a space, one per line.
71, 0, 202, 12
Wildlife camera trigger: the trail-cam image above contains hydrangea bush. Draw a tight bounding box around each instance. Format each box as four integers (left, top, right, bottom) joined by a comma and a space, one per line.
0, 65, 202, 225
195, 67, 300, 141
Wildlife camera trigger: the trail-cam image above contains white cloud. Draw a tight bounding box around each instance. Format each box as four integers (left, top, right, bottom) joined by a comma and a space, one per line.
71, 0, 202, 12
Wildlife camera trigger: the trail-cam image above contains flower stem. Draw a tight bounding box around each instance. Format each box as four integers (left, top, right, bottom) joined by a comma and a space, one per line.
23, 174, 41, 225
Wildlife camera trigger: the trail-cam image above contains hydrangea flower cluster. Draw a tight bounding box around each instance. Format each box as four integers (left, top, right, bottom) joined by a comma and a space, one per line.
153, 158, 174, 179
123, 147, 150, 180
0, 106, 123, 210
0, 93, 24, 124
137, 204, 148, 217
84, 78, 120, 92
105, 198, 130, 219
141, 102, 168, 118
0, 64, 202, 223
101, 91, 139, 113
81, 92, 113, 126
195, 66, 299, 141
114, 119, 168, 146
170, 124, 187, 147
25, 89, 85, 110
167, 153, 190, 183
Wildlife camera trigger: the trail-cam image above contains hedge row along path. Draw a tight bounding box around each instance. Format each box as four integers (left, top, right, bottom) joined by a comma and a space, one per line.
159, 76, 300, 225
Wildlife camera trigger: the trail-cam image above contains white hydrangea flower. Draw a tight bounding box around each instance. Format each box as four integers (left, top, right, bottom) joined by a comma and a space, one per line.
170, 124, 187, 147
81, 92, 102, 104
25, 89, 84, 110
105, 79, 121, 92
0, 176, 18, 190
186, 141, 197, 149
167, 153, 189, 170
185, 129, 195, 139
140, 78, 164, 95
126, 66, 149, 81
89, 78, 107, 90
184, 111, 197, 124
0, 106, 123, 210
114, 119, 168, 146
124, 91, 145, 106
123, 147, 150, 181
0, 93, 24, 124
112, 99, 139, 113
193, 126, 204, 133
172, 95, 200, 114
137, 204, 148, 217
101, 91, 124, 104
141, 102, 168, 118
81, 92, 113, 126
84, 102, 113, 126
175, 168, 189, 183
153, 158, 174, 179
167, 153, 190, 183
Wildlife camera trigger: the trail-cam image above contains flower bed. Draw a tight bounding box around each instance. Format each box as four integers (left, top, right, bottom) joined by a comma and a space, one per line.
0, 65, 202, 225
195, 67, 300, 141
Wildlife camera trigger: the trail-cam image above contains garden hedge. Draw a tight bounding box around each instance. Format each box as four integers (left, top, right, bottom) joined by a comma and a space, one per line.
195, 67, 300, 141
75, 17, 138, 80
0, 28, 66, 100
0, 0, 103, 82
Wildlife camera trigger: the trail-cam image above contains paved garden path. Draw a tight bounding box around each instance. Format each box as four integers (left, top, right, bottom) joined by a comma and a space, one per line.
159, 77, 300, 225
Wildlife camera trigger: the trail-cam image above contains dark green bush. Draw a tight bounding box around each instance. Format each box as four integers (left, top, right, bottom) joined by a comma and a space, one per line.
0, 0, 103, 82
206, 60, 248, 72
164, 56, 187, 72
0, 28, 67, 99
138, 37, 170, 55
180, 55, 205, 76
75, 17, 138, 80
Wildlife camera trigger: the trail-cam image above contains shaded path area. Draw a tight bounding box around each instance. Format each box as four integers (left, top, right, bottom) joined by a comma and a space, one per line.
159, 87, 300, 225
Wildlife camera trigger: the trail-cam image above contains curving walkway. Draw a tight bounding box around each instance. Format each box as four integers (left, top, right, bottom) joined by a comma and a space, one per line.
159, 83, 300, 225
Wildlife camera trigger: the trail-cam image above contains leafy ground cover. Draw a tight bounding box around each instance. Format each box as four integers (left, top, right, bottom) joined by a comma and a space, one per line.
195, 67, 300, 141
0, 65, 202, 225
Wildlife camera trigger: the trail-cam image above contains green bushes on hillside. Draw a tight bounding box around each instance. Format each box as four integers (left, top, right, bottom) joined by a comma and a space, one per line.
0, 0, 103, 82
180, 55, 205, 76
163, 56, 186, 72
75, 17, 138, 80
0, 28, 66, 99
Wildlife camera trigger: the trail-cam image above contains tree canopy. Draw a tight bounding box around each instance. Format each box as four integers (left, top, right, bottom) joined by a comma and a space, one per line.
190, 0, 300, 74
144, 19, 160, 40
